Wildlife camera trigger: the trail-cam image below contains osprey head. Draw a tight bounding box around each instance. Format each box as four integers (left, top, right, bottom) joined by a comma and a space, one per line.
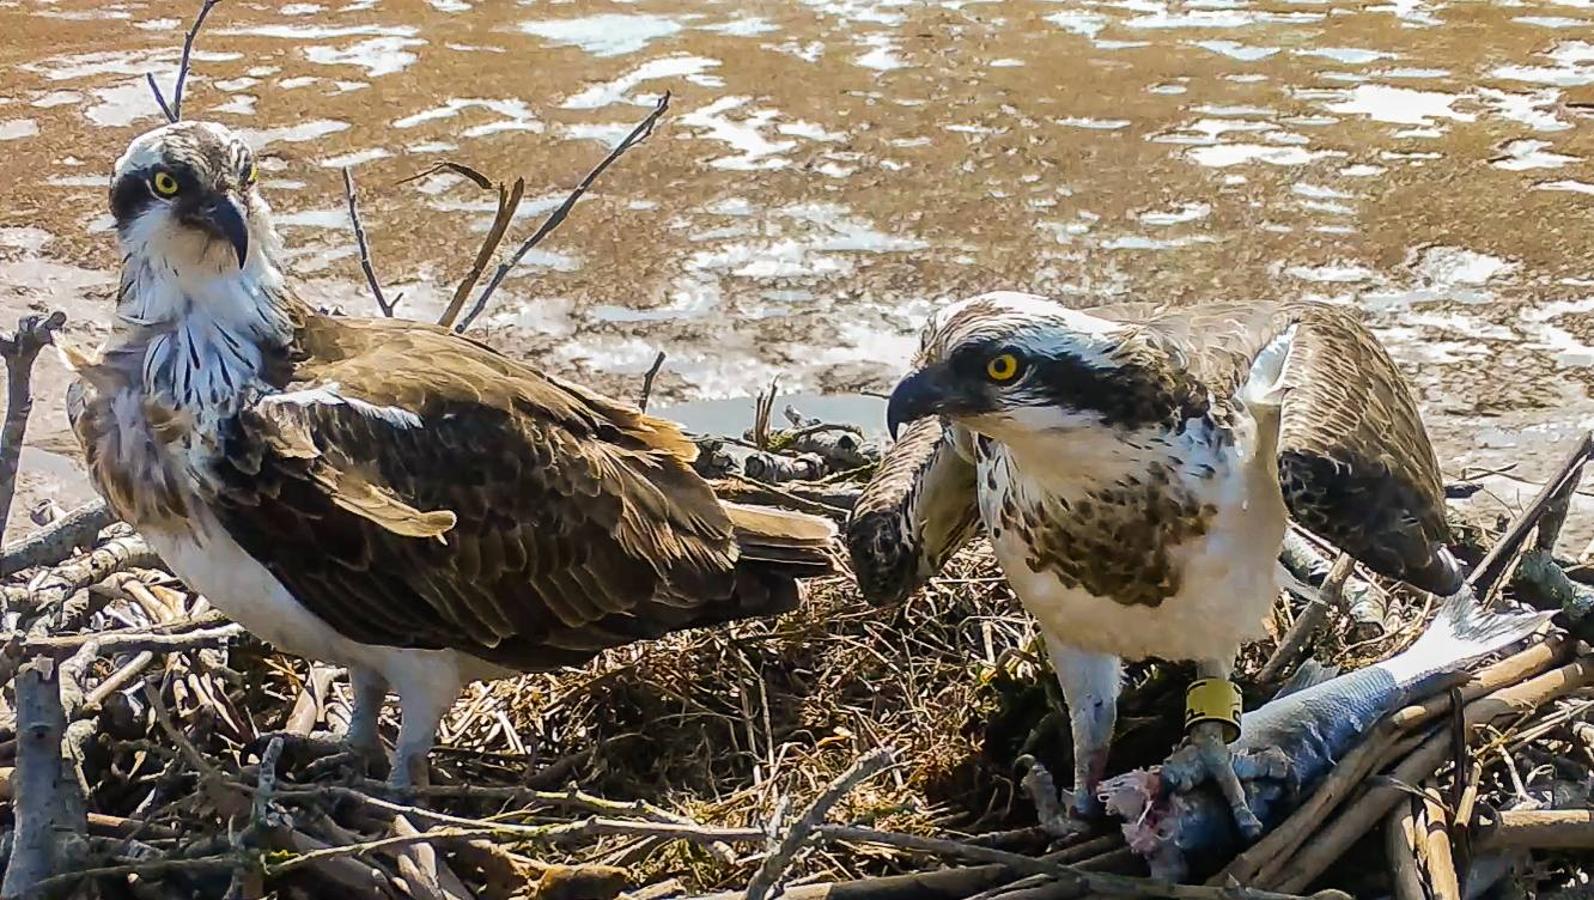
110, 121, 263, 271
886, 292, 1162, 444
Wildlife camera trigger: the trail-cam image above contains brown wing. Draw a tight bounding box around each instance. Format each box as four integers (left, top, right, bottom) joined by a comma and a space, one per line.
1118, 302, 1461, 596
846, 416, 981, 605
206, 314, 832, 671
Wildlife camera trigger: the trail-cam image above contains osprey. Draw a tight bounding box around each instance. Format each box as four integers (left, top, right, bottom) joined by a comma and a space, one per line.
850, 291, 1460, 838
67, 121, 839, 786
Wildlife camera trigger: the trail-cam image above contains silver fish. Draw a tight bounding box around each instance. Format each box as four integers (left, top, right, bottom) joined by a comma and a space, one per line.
1100, 591, 1551, 881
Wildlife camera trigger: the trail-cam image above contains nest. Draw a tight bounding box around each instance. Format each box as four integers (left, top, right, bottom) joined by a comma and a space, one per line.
1, 403, 1593, 900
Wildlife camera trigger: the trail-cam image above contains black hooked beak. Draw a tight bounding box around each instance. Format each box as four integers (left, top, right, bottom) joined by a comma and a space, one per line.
885, 367, 949, 440
191, 193, 250, 268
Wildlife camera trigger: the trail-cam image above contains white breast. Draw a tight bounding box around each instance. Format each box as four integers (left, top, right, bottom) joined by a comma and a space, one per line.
980, 407, 1288, 664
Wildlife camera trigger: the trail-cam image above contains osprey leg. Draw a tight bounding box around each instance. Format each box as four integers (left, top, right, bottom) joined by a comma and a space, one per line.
389, 667, 467, 790
1046, 638, 1121, 819
1163, 657, 1264, 841
345, 667, 389, 758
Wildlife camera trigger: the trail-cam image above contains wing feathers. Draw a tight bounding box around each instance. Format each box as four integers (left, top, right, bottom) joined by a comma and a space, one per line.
206, 313, 837, 670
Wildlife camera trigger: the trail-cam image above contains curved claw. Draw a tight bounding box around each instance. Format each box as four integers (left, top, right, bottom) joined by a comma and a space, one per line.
1157, 723, 1268, 840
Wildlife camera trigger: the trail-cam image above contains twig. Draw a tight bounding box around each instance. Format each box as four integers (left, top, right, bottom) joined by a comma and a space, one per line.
15, 620, 240, 658
1470, 431, 1593, 603
0, 534, 159, 619
20, 856, 236, 897
144, 0, 223, 122
0, 500, 114, 578
813, 825, 1347, 900
454, 93, 670, 332
638, 351, 667, 412
342, 166, 394, 317
0, 312, 65, 547
744, 747, 895, 900
1258, 552, 1356, 683
436, 176, 524, 329
142, 676, 220, 781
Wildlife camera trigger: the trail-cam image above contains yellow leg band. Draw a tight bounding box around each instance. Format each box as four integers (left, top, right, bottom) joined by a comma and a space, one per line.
1185, 678, 1242, 743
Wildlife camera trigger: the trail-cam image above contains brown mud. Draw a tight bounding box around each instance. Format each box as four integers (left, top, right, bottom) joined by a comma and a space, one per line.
1, 0, 1592, 545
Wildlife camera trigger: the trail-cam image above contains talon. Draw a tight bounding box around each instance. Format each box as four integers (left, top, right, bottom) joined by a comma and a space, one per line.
1021, 759, 1100, 838
1191, 721, 1264, 841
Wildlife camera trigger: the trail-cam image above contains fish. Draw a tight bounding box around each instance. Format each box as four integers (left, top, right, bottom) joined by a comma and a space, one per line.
1099, 590, 1552, 882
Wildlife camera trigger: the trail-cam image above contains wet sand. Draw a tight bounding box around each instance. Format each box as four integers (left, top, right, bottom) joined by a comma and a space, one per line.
0, 0, 1592, 546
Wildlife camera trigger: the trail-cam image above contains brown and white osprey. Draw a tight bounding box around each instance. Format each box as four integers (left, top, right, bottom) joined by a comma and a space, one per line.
67, 121, 839, 786
849, 291, 1460, 838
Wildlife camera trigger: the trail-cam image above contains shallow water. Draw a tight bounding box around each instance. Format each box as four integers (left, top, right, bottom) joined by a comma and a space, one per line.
1, 0, 1592, 547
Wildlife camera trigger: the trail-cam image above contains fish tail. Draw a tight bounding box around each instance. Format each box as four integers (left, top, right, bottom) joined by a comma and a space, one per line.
1381, 586, 1552, 689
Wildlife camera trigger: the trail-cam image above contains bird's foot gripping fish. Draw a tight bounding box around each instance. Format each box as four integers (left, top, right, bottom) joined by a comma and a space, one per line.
1099, 591, 1551, 882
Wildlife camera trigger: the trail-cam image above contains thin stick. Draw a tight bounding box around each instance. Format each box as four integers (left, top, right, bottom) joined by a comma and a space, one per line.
1470, 431, 1593, 603
1257, 552, 1356, 683
454, 93, 670, 332
342, 166, 394, 317
0, 312, 65, 547
814, 825, 1346, 900
0, 500, 114, 578
744, 747, 895, 900
145, 0, 223, 123
436, 177, 524, 329
638, 351, 667, 412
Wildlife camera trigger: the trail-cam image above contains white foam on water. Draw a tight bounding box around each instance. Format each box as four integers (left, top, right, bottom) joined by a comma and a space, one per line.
701, 16, 779, 36
1284, 263, 1377, 283
1057, 117, 1132, 129
520, 14, 684, 57
392, 98, 541, 136
679, 96, 797, 170
319, 148, 391, 168
0, 120, 38, 141
303, 37, 426, 77
240, 119, 350, 146
1186, 144, 1336, 166
1296, 47, 1396, 64
1323, 84, 1473, 125
562, 55, 721, 110
1192, 40, 1279, 61
1537, 179, 1594, 195
31, 90, 81, 107
1514, 16, 1586, 26
855, 33, 907, 70
1492, 139, 1580, 170
1492, 40, 1594, 86
1138, 201, 1211, 225
1475, 88, 1569, 131
218, 24, 418, 38
1340, 163, 1386, 176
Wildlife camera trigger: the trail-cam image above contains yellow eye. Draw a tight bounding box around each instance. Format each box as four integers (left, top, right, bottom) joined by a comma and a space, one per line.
986, 353, 1022, 382
150, 171, 179, 197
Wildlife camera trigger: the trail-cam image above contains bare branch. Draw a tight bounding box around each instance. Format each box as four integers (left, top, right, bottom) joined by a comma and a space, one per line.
638, 351, 667, 412
745, 747, 895, 900
437, 177, 525, 329
1, 500, 115, 578
341, 166, 395, 317
146, 0, 224, 123
0, 312, 65, 547
454, 92, 671, 332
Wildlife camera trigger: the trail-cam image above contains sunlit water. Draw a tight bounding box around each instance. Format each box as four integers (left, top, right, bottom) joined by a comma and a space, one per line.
1, 0, 1592, 545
